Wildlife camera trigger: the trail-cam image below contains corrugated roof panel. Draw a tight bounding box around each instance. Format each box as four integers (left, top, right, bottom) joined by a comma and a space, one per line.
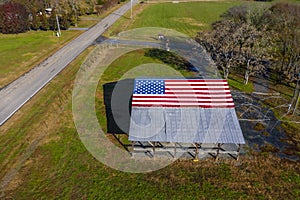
129, 107, 245, 144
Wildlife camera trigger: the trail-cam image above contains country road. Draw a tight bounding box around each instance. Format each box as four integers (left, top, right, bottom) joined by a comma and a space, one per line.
0, 0, 137, 126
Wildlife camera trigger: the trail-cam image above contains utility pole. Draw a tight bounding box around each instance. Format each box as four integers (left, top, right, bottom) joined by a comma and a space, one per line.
130, 0, 133, 19
56, 14, 61, 37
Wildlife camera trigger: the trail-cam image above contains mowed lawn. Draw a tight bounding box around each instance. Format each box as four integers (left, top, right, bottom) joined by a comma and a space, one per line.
0, 31, 81, 88
131, 1, 241, 36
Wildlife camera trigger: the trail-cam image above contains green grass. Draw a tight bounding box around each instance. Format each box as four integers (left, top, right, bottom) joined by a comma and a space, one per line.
101, 49, 193, 81
1, 1, 300, 199
1, 38, 299, 200
76, 19, 99, 28
105, 1, 243, 37
0, 30, 81, 87
227, 74, 254, 93
130, 1, 242, 36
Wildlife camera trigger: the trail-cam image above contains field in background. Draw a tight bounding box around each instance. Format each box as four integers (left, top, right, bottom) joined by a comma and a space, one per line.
106, 1, 242, 37
131, 1, 242, 36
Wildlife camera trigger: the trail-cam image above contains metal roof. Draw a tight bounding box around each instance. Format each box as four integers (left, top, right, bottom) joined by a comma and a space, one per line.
129, 78, 245, 144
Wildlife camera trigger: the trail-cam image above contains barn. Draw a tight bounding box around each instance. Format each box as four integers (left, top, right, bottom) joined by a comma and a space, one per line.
128, 78, 245, 160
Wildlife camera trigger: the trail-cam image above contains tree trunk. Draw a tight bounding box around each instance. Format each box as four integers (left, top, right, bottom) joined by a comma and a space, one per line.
224, 68, 229, 79
244, 71, 249, 85
224, 61, 231, 79
291, 79, 300, 115
292, 78, 300, 115
244, 59, 251, 85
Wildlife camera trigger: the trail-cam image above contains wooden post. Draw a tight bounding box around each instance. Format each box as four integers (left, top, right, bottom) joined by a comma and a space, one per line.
174, 143, 177, 159
131, 141, 135, 158
216, 143, 221, 161
193, 143, 199, 162
236, 144, 241, 161
153, 142, 156, 159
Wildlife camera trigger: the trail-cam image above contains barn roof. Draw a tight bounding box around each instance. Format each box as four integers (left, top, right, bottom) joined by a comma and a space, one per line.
128, 78, 245, 144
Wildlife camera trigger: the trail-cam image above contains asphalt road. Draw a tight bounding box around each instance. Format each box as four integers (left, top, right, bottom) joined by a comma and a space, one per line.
0, 0, 137, 126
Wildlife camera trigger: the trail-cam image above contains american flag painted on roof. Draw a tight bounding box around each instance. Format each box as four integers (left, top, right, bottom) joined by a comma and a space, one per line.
129, 78, 245, 144
132, 79, 234, 108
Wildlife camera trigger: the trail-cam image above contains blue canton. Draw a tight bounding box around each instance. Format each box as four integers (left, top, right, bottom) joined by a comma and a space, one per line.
134, 80, 165, 94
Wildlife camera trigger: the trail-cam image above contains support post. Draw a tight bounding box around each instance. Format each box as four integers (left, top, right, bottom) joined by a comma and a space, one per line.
236, 144, 241, 161
193, 143, 199, 162
131, 141, 135, 158
216, 143, 221, 161
174, 142, 177, 159
153, 142, 156, 158
130, 0, 133, 19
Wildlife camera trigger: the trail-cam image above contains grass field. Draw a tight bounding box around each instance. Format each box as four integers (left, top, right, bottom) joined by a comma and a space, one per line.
0, 46, 299, 198
106, 1, 244, 37
1, 1, 300, 199
131, 1, 242, 36
0, 31, 82, 88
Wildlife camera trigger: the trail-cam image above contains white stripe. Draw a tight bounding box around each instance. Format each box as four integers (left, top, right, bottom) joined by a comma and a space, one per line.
166, 86, 229, 89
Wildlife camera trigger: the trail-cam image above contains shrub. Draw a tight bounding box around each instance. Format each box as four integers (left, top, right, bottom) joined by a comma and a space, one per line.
0, 2, 29, 34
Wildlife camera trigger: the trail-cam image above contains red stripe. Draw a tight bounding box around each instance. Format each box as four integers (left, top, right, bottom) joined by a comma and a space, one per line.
133, 79, 234, 108
164, 92, 231, 95
165, 84, 228, 86
132, 100, 234, 103
165, 79, 227, 82
165, 88, 229, 91
132, 96, 232, 99
132, 104, 235, 108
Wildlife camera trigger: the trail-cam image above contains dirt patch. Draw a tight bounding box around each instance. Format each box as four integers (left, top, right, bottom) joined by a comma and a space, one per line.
172, 17, 205, 27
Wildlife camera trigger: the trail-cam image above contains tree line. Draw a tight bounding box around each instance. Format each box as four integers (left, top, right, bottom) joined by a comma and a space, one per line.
196, 2, 300, 112
0, 0, 124, 34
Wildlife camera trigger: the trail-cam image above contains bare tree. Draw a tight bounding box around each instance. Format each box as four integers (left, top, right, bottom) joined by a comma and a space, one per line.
264, 3, 300, 83
197, 7, 267, 82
